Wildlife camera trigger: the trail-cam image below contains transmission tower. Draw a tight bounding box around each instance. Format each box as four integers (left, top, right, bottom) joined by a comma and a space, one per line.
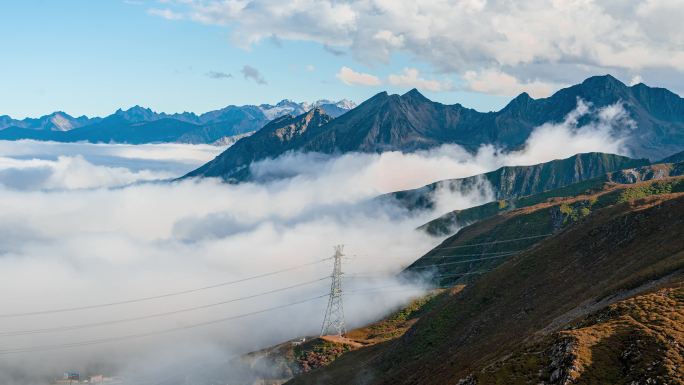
320, 245, 346, 336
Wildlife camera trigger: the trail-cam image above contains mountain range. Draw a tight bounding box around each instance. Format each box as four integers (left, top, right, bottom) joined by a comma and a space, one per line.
0, 99, 355, 145
187, 75, 684, 181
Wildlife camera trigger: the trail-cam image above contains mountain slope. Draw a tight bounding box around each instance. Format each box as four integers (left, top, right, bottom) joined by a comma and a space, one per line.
661, 150, 684, 164
385, 152, 648, 212
406, 176, 684, 284
186, 75, 684, 181
288, 179, 684, 385
185, 108, 335, 181
416, 159, 684, 236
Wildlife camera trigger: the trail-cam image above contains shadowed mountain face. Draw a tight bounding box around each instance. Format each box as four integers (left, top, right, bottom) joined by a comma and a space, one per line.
186, 75, 684, 181
661, 150, 684, 164
185, 108, 335, 181
385, 152, 649, 212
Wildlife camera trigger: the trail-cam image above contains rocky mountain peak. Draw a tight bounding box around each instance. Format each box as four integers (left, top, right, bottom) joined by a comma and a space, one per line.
401, 88, 428, 101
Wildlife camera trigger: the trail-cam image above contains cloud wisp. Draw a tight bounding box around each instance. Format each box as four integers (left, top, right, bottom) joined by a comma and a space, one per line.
206, 71, 233, 79
241, 65, 268, 85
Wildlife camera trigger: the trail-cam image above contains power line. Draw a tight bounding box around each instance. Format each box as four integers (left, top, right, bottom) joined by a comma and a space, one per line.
0, 258, 331, 318
433, 234, 552, 250
345, 269, 493, 279
0, 294, 330, 355
349, 250, 518, 260
344, 272, 491, 293
431, 271, 491, 279
0, 283, 466, 355
0, 277, 329, 337
423, 250, 522, 259
408, 253, 519, 269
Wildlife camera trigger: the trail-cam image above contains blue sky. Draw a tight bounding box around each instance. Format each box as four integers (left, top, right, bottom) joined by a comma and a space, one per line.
2, 1, 681, 119
0, 0, 508, 119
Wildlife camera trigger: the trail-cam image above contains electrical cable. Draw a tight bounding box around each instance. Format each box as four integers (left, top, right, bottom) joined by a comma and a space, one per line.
433, 234, 551, 250
0, 258, 331, 318
0, 294, 330, 355
0, 277, 329, 337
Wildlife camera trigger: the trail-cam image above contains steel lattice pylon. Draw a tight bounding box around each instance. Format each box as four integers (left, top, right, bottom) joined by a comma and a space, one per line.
320, 245, 346, 336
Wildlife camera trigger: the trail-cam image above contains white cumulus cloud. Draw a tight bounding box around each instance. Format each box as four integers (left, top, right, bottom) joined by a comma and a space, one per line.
463, 69, 561, 98
148, 0, 684, 95
388, 68, 453, 92
336, 66, 382, 86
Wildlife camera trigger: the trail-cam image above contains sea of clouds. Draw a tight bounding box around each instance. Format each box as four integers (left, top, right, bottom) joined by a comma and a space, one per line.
0, 101, 633, 384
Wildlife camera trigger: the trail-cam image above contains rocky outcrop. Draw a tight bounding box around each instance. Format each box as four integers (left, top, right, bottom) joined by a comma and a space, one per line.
607, 162, 684, 184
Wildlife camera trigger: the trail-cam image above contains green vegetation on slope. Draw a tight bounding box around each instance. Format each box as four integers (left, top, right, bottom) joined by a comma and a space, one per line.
421, 163, 684, 236
288, 179, 684, 385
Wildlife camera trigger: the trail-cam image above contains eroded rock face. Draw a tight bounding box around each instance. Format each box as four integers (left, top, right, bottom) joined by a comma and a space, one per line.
607, 163, 683, 184
546, 337, 579, 385
455, 374, 477, 385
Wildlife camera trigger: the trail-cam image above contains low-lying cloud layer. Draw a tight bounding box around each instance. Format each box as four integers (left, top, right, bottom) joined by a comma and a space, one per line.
0, 101, 633, 383
0, 141, 224, 190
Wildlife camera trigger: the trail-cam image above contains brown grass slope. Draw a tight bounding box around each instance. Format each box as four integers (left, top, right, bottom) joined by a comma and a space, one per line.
474, 284, 684, 384
288, 192, 684, 385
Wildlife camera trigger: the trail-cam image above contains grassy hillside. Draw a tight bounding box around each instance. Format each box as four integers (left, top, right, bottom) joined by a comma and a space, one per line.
406, 176, 684, 288
420, 161, 684, 236
474, 284, 684, 384
287, 177, 684, 385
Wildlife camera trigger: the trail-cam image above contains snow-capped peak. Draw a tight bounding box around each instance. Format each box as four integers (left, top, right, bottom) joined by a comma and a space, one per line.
258, 99, 356, 120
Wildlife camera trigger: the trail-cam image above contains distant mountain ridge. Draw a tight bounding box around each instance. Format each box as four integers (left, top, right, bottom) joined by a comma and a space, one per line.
0, 99, 356, 144
0, 111, 98, 132
385, 152, 649, 212
187, 75, 684, 181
